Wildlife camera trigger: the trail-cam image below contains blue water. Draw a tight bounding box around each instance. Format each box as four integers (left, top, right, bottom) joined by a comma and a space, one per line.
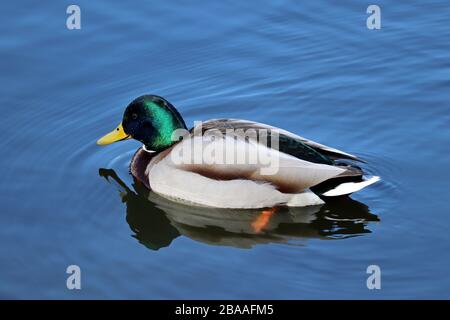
1, 0, 450, 299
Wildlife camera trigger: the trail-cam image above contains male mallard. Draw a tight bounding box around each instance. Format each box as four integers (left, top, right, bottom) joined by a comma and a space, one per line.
97, 95, 379, 208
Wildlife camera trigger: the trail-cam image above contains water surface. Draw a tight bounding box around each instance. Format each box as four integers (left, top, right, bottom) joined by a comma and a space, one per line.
1, 1, 450, 299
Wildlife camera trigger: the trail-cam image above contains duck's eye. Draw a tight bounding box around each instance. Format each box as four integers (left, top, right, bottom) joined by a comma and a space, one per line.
132, 113, 138, 120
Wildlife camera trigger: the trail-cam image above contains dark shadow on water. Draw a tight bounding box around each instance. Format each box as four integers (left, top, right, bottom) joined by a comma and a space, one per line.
99, 168, 379, 250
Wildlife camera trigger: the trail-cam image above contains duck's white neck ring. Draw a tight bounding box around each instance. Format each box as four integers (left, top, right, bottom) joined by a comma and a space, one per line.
142, 144, 155, 153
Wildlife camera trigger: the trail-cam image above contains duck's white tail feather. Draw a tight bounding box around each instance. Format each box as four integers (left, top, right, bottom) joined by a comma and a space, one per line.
322, 176, 380, 197
286, 190, 324, 207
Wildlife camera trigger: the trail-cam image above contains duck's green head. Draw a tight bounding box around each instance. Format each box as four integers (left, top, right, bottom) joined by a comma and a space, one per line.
97, 95, 187, 151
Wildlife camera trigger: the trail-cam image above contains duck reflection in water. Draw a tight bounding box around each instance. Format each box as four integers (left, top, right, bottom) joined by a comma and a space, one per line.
99, 168, 379, 250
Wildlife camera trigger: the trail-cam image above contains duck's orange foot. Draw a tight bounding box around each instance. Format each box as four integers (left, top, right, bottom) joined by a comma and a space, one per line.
251, 207, 278, 233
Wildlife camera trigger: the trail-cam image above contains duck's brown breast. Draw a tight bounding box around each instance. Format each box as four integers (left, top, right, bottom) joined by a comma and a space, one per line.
130, 148, 155, 189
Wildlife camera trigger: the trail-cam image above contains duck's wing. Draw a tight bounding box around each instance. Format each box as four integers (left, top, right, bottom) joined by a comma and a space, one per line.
197, 119, 363, 163
151, 133, 347, 195
146, 132, 377, 208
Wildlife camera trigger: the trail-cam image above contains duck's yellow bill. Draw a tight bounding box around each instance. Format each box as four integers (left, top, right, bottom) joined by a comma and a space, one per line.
97, 123, 131, 145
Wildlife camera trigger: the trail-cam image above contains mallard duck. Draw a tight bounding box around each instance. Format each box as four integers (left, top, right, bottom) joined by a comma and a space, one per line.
97, 95, 379, 208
